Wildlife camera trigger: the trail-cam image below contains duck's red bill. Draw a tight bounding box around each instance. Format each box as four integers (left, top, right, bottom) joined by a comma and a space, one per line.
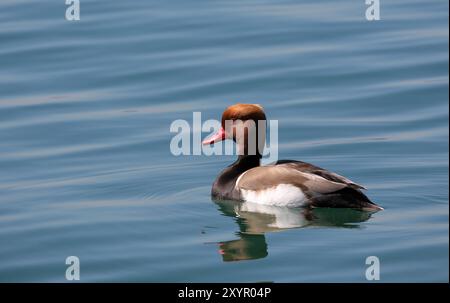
202, 127, 226, 145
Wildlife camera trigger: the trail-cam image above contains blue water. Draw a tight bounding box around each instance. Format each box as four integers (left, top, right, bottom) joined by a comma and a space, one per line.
0, 0, 448, 282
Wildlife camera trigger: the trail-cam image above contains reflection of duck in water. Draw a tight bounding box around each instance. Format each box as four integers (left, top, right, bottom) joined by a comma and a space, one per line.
214, 199, 374, 262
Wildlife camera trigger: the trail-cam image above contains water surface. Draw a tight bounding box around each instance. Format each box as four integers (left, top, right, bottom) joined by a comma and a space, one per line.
0, 0, 448, 282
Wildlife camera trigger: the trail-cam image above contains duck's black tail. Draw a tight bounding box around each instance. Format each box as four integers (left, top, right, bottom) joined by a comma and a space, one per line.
310, 187, 383, 211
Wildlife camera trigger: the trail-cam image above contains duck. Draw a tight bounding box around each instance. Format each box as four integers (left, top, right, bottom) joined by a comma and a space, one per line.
202, 103, 383, 211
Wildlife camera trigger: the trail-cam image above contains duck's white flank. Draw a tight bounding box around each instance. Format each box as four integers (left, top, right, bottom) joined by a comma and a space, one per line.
239, 183, 308, 207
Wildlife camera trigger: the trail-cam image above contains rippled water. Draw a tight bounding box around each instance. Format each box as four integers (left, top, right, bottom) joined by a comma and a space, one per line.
0, 0, 448, 282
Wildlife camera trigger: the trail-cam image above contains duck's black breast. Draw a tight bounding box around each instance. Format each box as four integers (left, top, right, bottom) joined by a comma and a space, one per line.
211, 166, 243, 201
211, 155, 261, 201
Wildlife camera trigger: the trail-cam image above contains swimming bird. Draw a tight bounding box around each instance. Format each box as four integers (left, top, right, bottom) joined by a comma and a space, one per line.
202, 103, 383, 211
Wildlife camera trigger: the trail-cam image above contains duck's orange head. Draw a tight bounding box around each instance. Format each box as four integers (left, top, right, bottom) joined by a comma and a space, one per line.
202, 104, 267, 156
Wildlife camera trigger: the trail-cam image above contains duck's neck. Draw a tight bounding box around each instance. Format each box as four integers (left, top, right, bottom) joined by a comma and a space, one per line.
231, 154, 261, 171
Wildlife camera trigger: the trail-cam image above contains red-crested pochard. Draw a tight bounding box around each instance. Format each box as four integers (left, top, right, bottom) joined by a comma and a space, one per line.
202, 104, 383, 211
